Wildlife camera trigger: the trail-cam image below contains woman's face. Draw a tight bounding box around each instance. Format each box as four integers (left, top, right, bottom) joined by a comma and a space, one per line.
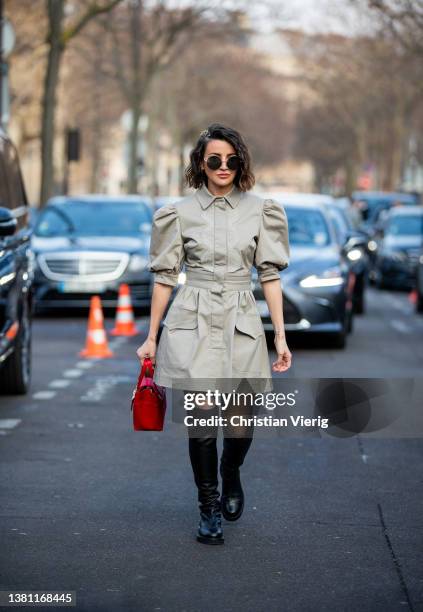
201, 139, 237, 191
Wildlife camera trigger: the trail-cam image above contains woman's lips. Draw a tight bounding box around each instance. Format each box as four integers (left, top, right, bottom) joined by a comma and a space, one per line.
217, 173, 230, 178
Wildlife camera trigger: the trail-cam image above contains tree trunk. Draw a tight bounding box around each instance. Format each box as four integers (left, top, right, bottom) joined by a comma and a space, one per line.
127, 106, 141, 193
89, 39, 103, 193
40, 0, 65, 207
345, 157, 357, 197
390, 96, 405, 190
126, 0, 142, 194
179, 139, 185, 195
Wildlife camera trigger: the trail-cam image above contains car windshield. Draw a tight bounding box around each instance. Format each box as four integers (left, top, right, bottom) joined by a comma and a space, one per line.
34, 201, 152, 237
385, 215, 423, 237
327, 206, 350, 243
285, 206, 331, 247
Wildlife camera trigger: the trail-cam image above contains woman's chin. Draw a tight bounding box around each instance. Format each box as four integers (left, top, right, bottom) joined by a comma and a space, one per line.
213, 178, 234, 188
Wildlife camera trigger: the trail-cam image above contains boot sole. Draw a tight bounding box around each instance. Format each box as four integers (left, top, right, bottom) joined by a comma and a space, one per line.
196, 534, 225, 545
221, 505, 244, 521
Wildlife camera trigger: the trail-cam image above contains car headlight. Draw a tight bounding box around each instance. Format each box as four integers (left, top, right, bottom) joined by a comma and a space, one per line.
128, 254, 149, 271
347, 248, 363, 262
367, 240, 378, 252
299, 267, 344, 288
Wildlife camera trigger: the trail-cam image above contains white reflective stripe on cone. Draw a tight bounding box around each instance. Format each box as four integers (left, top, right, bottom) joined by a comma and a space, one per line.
118, 296, 132, 307
116, 311, 134, 323
90, 329, 107, 343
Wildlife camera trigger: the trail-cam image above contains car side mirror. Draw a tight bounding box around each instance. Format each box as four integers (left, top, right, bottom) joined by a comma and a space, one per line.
0, 206, 18, 237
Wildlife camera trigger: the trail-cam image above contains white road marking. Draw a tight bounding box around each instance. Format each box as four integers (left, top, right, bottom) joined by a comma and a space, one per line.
63, 369, 83, 378
390, 298, 412, 314
391, 301, 410, 312
49, 379, 71, 389
80, 375, 132, 402
32, 390, 57, 399
0, 418, 22, 429
109, 338, 126, 347
390, 320, 412, 334
75, 361, 96, 369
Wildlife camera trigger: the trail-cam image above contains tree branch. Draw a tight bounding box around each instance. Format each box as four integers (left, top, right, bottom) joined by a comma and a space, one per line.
61, 0, 123, 44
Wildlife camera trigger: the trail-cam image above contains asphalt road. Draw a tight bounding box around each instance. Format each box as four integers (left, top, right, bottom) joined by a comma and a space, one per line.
0, 286, 422, 612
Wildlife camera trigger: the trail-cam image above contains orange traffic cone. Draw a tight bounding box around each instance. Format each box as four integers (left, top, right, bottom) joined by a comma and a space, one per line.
110, 284, 139, 336
79, 295, 114, 358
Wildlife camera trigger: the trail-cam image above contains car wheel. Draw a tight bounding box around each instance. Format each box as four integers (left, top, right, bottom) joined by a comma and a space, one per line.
0, 297, 32, 394
353, 291, 365, 314
353, 276, 365, 314
333, 328, 347, 349
347, 308, 354, 334
417, 291, 423, 314
332, 308, 349, 348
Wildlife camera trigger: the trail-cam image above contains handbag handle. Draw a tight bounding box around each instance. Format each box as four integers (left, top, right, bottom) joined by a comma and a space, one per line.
136, 357, 154, 390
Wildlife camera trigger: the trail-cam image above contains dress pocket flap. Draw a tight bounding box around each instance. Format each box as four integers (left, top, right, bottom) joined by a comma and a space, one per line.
234, 312, 264, 339
163, 308, 198, 330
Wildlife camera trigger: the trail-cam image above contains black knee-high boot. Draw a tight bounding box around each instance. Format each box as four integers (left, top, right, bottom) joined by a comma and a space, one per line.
220, 436, 253, 521
188, 436, 224, 545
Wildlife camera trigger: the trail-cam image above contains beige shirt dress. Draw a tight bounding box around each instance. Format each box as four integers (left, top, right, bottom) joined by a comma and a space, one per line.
148, 183, 290, 393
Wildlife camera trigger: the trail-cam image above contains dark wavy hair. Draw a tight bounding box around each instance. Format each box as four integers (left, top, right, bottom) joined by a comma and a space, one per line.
185, 123, 255, 191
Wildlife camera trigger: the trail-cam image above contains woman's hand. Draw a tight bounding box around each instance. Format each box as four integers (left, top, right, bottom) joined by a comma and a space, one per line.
136, 338, 156, 366
272, 334, 292, 372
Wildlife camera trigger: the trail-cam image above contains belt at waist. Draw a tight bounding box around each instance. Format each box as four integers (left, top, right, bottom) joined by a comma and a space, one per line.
184, 269, 252, 291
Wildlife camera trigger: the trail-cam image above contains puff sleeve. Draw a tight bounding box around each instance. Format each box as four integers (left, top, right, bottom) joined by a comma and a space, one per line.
149, 204, 185, 287
254, 198, 290, 283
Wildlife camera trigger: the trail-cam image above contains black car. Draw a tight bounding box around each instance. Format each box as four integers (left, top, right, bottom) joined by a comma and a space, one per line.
374, 205, 423, 290
0, 127, 33, 394
253, 194, 356, 348
416, 247, 423, 313
323, 201, 370, 314
32, 195, 153, 311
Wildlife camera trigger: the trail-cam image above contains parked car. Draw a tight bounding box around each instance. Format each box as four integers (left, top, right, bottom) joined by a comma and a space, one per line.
254, 193, 357, 348
416, 247, 423, 313
0, 127, 33, 394
323, 201, 370, 314
352, 191, 418, 231
374, 205, 423, 290
32, 195, 153, 312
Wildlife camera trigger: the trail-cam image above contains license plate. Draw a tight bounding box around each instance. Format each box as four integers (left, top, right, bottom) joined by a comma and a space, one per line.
256, 300, 269, 316
58, 280, 107, 293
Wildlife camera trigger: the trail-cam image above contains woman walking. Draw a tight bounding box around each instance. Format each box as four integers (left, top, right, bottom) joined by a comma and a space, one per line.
136, 123, 291, 545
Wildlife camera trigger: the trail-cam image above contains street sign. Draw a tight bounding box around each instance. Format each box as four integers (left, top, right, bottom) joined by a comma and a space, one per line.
1, 18, 15, 58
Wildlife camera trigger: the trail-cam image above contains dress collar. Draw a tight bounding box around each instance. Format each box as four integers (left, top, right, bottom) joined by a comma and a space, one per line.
195, 183, 242, 210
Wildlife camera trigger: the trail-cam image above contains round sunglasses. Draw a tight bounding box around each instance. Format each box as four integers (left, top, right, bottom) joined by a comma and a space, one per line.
204, 154, 241, 172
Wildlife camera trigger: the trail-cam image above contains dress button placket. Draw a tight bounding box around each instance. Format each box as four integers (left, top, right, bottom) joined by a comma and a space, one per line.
210, 198, 227, 349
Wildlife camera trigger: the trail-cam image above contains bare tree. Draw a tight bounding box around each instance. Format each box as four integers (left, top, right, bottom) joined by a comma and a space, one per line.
292, 28, 423, 193
40, 0, 124, 206
366, 0, 423, 56
99, 0, 234, 193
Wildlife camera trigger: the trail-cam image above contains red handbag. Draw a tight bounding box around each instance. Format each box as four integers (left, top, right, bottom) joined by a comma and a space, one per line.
131, 357, 167, 431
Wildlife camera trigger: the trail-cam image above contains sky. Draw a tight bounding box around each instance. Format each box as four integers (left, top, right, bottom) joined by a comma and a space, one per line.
247, 0, 370, 36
